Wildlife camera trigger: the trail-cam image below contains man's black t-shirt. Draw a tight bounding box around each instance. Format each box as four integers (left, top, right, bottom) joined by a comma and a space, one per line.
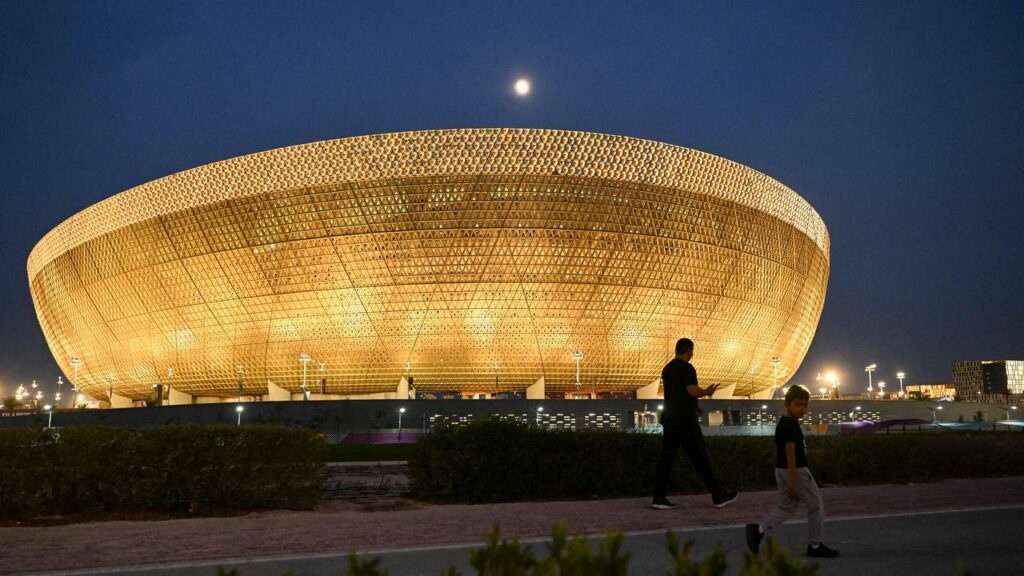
774, 415, 808, 468
660, 358, 698, 427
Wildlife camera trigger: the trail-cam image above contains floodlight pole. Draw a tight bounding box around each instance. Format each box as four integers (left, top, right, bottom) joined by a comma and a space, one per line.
70, 357, 81, 408
299, 353, 311, 400
572, 351, 584, 397
237, 364, 245, 399
771, 356, 780, 395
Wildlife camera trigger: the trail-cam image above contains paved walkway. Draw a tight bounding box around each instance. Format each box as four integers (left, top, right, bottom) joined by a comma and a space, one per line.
2, 477, 1022, 574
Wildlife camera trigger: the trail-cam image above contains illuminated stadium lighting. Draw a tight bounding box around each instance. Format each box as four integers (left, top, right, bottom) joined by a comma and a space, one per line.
28, 130, 829, 403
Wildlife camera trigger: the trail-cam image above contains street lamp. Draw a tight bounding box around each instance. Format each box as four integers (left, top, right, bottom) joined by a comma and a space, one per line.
235, 404, 244, 426
865, 364, 877, 394
877, 381, 886, 399
896, 372, 906, 398
1002, 405, 1018, 420
398, 407, 406, 437
298, 353, 311, 400
818, 387, 827, 400
536, 405, 544, 426
571, 350, 584, 397
56, 376, 64, 408
44, 404, 53, 428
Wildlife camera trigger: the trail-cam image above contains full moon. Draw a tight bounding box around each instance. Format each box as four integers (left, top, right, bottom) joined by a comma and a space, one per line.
514, 78, 530, 96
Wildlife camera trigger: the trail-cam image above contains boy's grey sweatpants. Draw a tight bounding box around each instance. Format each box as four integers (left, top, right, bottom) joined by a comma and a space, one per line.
760, 467, 825, 546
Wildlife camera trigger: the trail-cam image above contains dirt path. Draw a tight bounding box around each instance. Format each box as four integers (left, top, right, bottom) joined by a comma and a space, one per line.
2, 477, 1022, 574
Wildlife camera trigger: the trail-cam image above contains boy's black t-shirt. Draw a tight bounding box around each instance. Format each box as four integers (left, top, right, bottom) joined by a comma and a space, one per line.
774, 415, 808, 469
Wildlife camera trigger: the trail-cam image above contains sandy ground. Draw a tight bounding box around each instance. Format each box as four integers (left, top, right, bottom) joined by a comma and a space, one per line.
2, 477, 1022, 574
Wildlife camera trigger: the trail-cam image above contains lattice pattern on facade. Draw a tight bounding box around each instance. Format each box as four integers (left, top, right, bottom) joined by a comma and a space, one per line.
1007, 361, 1024, 395
821, 410, 879, 424
583, 412, 623, 430
28, 129, 830, 400
428, 414, 474, 430
491, 413, 531, 425
537, 412, 576, 430
953, 362, 984, 402
745, 411, 776, 426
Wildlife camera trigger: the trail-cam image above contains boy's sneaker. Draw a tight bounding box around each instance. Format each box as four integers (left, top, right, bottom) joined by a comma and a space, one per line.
745, 524, 763, 553
712, 489, 738, 508
807, 543, 840, 558
651, 498, 677, 510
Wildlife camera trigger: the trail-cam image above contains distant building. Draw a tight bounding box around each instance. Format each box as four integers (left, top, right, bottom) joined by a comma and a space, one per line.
905, 383, 956, 400
953, 361, 1024, 403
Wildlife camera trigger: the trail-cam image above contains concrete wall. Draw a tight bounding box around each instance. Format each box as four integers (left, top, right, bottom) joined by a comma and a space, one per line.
0, 399, 1005, 435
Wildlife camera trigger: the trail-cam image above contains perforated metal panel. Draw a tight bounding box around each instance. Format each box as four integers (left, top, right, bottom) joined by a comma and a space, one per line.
28, 129, 829, 400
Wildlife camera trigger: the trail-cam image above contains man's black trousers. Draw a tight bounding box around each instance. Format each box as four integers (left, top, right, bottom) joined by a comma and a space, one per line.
653, 421, 722, 500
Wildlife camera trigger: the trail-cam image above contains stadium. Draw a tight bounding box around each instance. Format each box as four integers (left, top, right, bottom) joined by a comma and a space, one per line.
28, 129, 829, 405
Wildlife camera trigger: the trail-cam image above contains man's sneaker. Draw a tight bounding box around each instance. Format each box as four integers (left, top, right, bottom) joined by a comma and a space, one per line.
712, 489, 738, 508
651, 498, 677, 510
745, 523, 763, 554
807, 543, 840, 558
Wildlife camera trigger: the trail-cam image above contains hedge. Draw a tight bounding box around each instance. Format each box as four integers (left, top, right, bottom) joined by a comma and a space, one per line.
408, 420, 1024, 502
0, 424, 326, 519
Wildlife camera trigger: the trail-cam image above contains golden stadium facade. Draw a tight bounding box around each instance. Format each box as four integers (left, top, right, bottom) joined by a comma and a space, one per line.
28, 129, 829, 401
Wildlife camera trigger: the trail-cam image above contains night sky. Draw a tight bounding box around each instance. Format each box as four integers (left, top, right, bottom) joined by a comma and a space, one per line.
1, 1, 1021, 397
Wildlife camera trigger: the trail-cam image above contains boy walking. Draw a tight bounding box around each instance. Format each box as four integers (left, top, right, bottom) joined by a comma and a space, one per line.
745, 385, 840, 558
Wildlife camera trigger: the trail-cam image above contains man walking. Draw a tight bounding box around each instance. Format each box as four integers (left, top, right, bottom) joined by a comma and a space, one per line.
652, 338, 738, 509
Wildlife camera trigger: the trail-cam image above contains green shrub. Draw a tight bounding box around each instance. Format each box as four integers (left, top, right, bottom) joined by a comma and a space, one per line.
0, 424, 325, 519
665, 531, 729, 576
809, 433, 1024, 485
409, 421, 1024, 502
468, 526, 541, 575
